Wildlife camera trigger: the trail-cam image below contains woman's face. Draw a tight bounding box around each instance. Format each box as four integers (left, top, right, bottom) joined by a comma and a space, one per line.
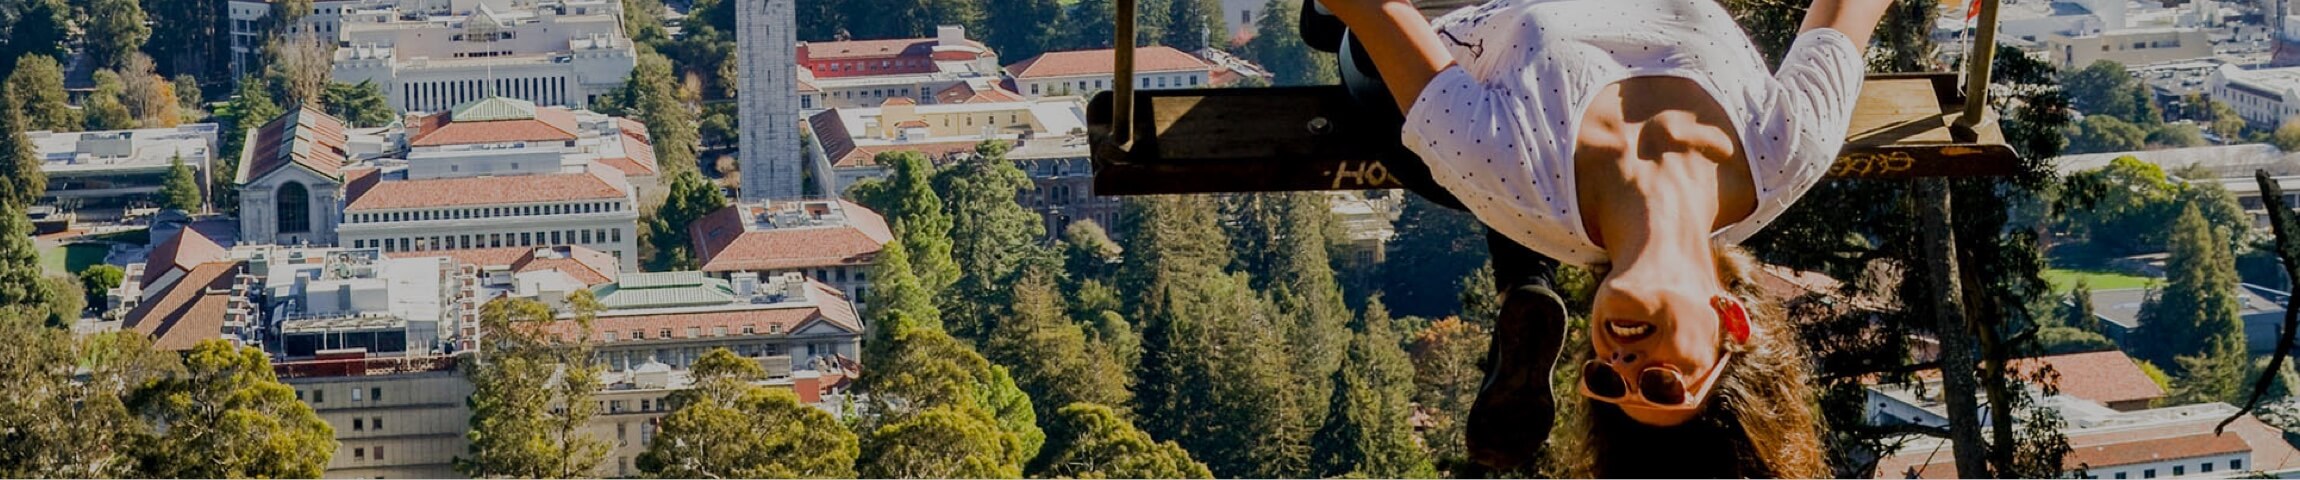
1588, 271, 1729, 427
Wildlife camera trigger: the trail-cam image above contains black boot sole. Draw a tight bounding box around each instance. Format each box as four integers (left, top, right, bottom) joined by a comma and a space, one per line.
1466, 284, 1569, 472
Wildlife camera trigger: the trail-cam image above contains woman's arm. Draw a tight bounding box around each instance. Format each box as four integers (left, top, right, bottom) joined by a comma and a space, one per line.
1317, 0, 1455, 114
1799, 0, 1894, 53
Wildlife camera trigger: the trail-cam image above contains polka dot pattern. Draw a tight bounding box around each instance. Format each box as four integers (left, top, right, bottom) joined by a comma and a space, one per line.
1401, 0, 1866, 267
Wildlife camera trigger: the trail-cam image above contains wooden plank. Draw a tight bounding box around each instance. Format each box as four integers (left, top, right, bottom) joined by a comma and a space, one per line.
1089, 75, 2023, 195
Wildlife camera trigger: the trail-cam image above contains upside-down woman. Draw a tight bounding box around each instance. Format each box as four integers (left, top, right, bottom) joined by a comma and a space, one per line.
1316, 0, 1893, 476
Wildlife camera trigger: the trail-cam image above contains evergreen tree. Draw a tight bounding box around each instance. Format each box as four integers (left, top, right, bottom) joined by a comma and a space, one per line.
855, 151, 961, 294
2134, 203, 2246, 368
321, 81, 394, 128
1381, 193, 1488, 318
84, 71, 137, 131
214, 75, 284, 215
6, 55, 76, 132
643, 170, 728, 270
159, 155, 203, 212
1160, 0, 1226, 52
1240, 0, 1335, 86
0, 93, 45, 208
1035, 403, 1214, 479
1120, 196, 1308, 478
981, 0, 1063, 64
0, 322, 177, 478
1238, 193, 1352, 438
937, 140, 1046, 341
456, 295, 611, 478
1407, 317, 1487, 467
1061, 219, 1122, 285
0, 202, 49, 310
1310, 298, 1435, 478
78, 264, 124, 311
173, 75, 202, 116
130, 340, 337, 478
615, 47, 699, 177
640, 348, 859, 478
858, 327, 1041, 478
0, 0, 68, 68
860, 406, 1019, 478
2066, 281, 2099, 332
2170, 341, 2250, 406
1055, 0, 1118, 49
84, 0, 148, 69
982, 266, 1133, 424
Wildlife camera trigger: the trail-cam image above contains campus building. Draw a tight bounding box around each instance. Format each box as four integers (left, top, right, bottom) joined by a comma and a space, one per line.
2208, 64, 2300, 130
1006, 46, 1217, 99
327, 0, 637, 112
238, 107, 353, 247
793, 26, 1004, 110
689, 199, 891, 311
33, 124, 221, 215
805, 96, 1087, 189
735, 0, 802, 201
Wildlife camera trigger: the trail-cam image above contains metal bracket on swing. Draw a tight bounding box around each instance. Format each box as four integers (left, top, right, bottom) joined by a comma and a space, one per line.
1088, 0, 2024, 196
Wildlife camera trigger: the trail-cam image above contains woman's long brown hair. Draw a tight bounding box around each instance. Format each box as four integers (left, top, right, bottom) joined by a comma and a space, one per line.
1545, 246, 1827, 478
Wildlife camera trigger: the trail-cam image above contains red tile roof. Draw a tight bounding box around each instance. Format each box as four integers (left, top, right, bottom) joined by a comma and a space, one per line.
690, 200, 893, 273
598, 132, 659, 177
416, 246, 621, 286
1906, 351, 2167, 408
1007, 46, 1211, 79
934, 81, 1028, 104
540, 281, 862, 342
238, 106, 348, 183
407, 107, 580, 147
806, 110, 860, 166
344, 167, 628, 211
1881, 413, 2294, 478
143, 228, 227, 288
124, 261, 241, 352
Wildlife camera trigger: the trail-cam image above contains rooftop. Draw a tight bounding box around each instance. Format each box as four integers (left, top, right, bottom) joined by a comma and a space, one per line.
544, 280, 864, 342
237, 107, 349, 183
690, 199, 893, 273
122, 261, 245, 352
1879, 403, 2300, 477
33, 124, 220, 174
408, 97, 582, 147
343, 164, 630, 211
590, 271, 736, 310
1006, 46, 1212, 79
420, 245, 620, 286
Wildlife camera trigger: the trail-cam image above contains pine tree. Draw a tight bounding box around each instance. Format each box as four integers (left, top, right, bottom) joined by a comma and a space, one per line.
1408, 317, 1487, 467
2066, 281, 2099, 332
1160, 0, 1226, 52
6, 55, 77, 132
1240, 0, 1335, 86
640, 348, 858, 478
84, 0, 149, 69
1035, 403, 1214, 479
159, 155, 204, 212
0, 202, 50, 310
1249, 193, 1353, 439
0, 93, 45, 208
131, 340, 337, 478
456, 296, 610, 478
937, 141, 1047, 342
1381, 193, 1489, 318
857, 327, 1041, 478
980, 0, 1063, 64
1310, 298, 1435, 478
1055, 0, 1118, 49
864, 241, 941, 364
617, 47, 699, 177
1121, 196, 1308, 478
643, 169, 728, 270
860, 151, 961, 295
2134, 203, 2246, 368
321, 81, 395, 128
982, 266, 1132, 424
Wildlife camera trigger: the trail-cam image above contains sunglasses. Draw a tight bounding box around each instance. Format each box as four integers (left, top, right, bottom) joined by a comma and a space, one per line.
1577, 296, 1749, 410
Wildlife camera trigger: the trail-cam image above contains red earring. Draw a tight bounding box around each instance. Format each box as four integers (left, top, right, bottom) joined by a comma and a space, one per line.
1714, 296, 1750, 345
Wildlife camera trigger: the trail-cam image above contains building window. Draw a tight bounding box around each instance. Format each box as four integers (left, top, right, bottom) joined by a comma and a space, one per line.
659, 328, 671, 339
2144, 469, 2156, 478
2202, 462, 2214, 473
374, 446, 383, 460
351, 388, 363, 402
372, 417, 382, 431
685, 327, 700, 338
2234, 459, 2244, 470
353, 448, 365, 461
2116, 473, 2127, 479
277, 182, 312, 234
371, 387, 381, 402
353, 418, 364, 431
2174, 466, 2184, 476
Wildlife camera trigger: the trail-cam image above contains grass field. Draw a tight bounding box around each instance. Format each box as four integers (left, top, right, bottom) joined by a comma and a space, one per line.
2042, 268, 2157, 293
41, 243, 112, 276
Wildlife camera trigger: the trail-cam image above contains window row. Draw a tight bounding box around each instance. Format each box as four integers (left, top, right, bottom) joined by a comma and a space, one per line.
294, 386, 385, 404
352, 227, 624, 252
350, 201, 624, 224
600, 325, 786, 344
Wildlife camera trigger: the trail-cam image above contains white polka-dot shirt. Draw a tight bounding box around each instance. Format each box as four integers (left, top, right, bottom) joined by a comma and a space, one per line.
1402, 0, 1866, 266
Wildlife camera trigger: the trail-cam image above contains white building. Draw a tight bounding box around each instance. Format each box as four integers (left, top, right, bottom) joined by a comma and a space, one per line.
805, 95, 1087, 189
33, 124, 220, 214
2208, 64, 2300, 129
338, 163, 641, 271
736, 0, 803, 202
1007, 46, 1217, 99
329, 0, 635, 113
238, 107, 353, 248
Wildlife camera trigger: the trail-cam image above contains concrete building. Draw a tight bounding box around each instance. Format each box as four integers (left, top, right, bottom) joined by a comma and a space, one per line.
337, 163, 641, 271
249, 247, 466, 358
793, 26, 1003, 110
273, 354, 471, 479
33, 124, 220, 215
1013, 145, 1115, 243
689, 199, 891, 311
736, 0, 802, 201
806, 96, 1088, 190
545, 271, 866, 372
2046, 27, 2215, 70
398, 97, 660, 200
2208, 64, 2300, 129
239, 107, 352, 247
327, 0, 636, 112
1007, 46, 1217, 99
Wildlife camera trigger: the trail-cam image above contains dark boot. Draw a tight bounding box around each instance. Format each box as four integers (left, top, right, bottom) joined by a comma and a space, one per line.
1466, 233, 1568, 472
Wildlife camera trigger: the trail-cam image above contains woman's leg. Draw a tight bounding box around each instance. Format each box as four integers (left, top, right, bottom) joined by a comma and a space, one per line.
1467, 230, 1569, 471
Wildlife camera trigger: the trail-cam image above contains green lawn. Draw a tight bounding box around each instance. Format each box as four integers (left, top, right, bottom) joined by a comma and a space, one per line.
2042, 268, 2158, 293
41, 243, 112, 276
